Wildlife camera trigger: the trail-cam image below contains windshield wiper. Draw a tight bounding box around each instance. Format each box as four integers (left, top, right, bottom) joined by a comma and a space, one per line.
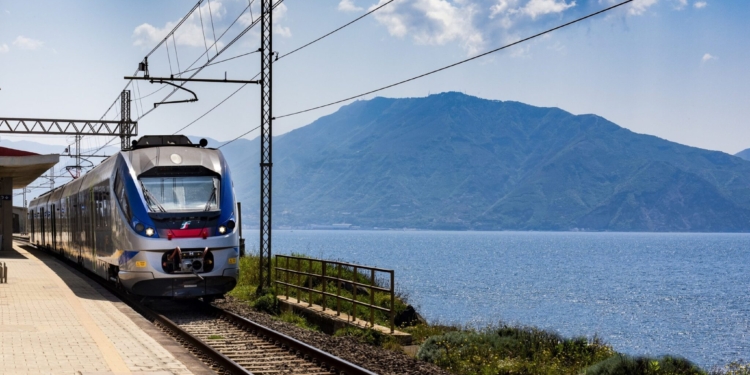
141, 183, 167, 213
204, 187, 217, 212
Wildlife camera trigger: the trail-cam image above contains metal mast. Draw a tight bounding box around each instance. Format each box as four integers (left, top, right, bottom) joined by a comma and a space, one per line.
120, 90, 132, 150
258, 0, 273, 291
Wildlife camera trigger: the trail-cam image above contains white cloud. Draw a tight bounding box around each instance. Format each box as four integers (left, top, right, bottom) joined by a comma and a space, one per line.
522, 0, 575, 19
0, 43, 8, 53
701, 53, 716, 63
237, 2, 292, 38
12, 36, 43, 50
133, 1, 226, 49
371, 0, 486, 55
694, 1, 707, 9
628, 0, 659, 15
273, 3, 292, 37
673, 0, 687, 9
338, 0, 364, 12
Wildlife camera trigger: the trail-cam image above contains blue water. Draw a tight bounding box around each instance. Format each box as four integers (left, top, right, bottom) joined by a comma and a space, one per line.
262, 230, 750, 368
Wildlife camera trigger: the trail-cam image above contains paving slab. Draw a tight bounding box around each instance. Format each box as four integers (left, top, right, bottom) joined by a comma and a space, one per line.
0, 242, 214, 375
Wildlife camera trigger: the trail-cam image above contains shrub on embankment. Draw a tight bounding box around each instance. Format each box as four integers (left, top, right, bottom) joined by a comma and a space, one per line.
416, 325, 615, 375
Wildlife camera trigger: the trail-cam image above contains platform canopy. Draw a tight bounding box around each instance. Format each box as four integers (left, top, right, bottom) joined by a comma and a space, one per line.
0, 146, 59, 187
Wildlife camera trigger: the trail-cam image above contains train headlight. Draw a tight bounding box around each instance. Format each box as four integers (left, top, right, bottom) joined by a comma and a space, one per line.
145, 227, 155, 237
226, 220, 236, 230
218, 225, 227, 234
134, 223, 145, 232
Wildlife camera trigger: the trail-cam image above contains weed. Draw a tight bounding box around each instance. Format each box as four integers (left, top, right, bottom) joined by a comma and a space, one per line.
417, 325, 615, 375
334, 327, 384, 346
253, 293, 279, 315
583, 354, 705, 375
207, 334, 224, 340
277, 311, 318, 331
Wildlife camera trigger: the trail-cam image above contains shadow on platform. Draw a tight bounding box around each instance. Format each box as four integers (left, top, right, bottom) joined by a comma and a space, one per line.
0, 245, 28, 259
15, 243, 109, 302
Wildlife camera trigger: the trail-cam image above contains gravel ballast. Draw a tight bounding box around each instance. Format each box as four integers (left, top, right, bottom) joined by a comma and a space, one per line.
215, 296, 452, 375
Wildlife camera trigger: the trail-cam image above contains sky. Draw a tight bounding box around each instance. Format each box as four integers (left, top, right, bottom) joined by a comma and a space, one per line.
0, 0, 749, 197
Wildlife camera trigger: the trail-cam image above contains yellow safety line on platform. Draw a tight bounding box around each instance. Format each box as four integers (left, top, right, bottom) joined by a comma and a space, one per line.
26, 248, 132, 374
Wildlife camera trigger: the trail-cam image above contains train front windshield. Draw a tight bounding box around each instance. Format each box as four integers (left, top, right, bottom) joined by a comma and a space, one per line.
140, 176, 220, 212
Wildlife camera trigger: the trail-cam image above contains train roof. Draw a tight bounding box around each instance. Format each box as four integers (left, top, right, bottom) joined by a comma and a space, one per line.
132, 135, 209, 150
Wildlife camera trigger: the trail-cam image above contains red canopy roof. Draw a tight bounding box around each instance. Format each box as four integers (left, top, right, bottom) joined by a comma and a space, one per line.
0, 146, 40, 157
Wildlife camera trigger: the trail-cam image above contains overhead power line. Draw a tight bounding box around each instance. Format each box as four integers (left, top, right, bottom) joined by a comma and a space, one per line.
181, 1, 396, 141
136, 0, 279, 121
87, 1, 273, 157
278, 0, 395, 60
275, 0, 634, 119
172, 83, 249, 135
218, 125, 260, 148
145, 1, 204, 59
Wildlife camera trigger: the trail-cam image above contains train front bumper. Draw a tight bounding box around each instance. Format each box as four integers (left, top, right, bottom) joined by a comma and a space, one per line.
121, 271, 238, 298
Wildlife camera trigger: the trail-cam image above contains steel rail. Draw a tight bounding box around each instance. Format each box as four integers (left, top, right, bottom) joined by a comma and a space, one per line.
19, 237, 376, 375
205, 304, 377, 375
19, 238, 250, 375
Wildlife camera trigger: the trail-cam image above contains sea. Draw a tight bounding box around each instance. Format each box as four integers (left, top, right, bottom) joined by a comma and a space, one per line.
259, 230, 750, 369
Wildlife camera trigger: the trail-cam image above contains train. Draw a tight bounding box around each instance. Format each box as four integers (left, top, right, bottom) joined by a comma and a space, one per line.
28, 135, 239, 299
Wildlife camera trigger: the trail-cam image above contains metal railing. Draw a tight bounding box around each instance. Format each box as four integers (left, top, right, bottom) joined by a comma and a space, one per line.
274, 255, 395, 333
0, 261, 7, 283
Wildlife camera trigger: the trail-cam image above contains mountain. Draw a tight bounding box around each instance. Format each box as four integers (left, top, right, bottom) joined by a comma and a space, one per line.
217, 92, 750, 232
735, 148, 750, 161
8, 93, 749, 231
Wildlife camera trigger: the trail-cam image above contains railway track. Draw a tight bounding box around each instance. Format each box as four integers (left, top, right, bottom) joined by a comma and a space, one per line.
17, 237, 376, 375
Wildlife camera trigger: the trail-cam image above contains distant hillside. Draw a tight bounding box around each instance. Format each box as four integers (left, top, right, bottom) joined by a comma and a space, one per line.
735, 148, 750, 161
217, 92, 750, 232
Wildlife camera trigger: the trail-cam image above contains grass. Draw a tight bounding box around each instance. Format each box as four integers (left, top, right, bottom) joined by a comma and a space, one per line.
416, 324, 616, 375
276, 311, 319, 331
207, 334, 224, 340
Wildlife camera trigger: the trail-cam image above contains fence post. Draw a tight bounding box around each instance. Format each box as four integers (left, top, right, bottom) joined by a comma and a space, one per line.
296, 258, 301, 304
285, 256, 289, 300
322, 261, 327, 312
336, 263, 341, 316
370, 268, 375, 328
308, 259, 313, 307
390, 271, 395, 333
352, 266, 358, 322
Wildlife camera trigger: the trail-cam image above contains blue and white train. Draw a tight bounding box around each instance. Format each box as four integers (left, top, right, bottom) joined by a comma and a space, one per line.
28, 135, 239, 299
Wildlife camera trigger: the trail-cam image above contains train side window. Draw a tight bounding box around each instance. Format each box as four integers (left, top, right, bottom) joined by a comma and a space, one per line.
114, 171, 132, 222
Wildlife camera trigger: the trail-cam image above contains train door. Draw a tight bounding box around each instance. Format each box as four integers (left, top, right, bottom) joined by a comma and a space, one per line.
51, 204, 57, 252
40, 207, 46, 247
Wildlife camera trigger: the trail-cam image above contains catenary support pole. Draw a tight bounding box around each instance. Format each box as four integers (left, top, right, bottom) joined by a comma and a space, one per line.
258, 0, 273, 292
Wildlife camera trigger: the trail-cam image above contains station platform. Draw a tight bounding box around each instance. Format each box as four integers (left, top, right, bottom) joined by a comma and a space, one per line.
0, 242, 213, 375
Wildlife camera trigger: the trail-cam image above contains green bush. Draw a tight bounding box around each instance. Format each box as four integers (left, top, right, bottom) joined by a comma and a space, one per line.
711, 361, 750, 375
583, 354, 705, 375
334, 327, 385, 346
417, 325, 614, 375
252, 293, 279, 315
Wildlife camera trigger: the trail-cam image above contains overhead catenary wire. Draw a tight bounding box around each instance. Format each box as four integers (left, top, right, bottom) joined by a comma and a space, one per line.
145, 0, 205, 59
207, 0, 220, 56
275, 0, 634, 119
172, 83, 249, 135
24, 2, 206, 192
179, 0, 394, 139
177, 50, 260, 75
135, 0, 278, 121
85, 1, 272, 158
218, 125, 260, 148
278, 0, 395, 61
